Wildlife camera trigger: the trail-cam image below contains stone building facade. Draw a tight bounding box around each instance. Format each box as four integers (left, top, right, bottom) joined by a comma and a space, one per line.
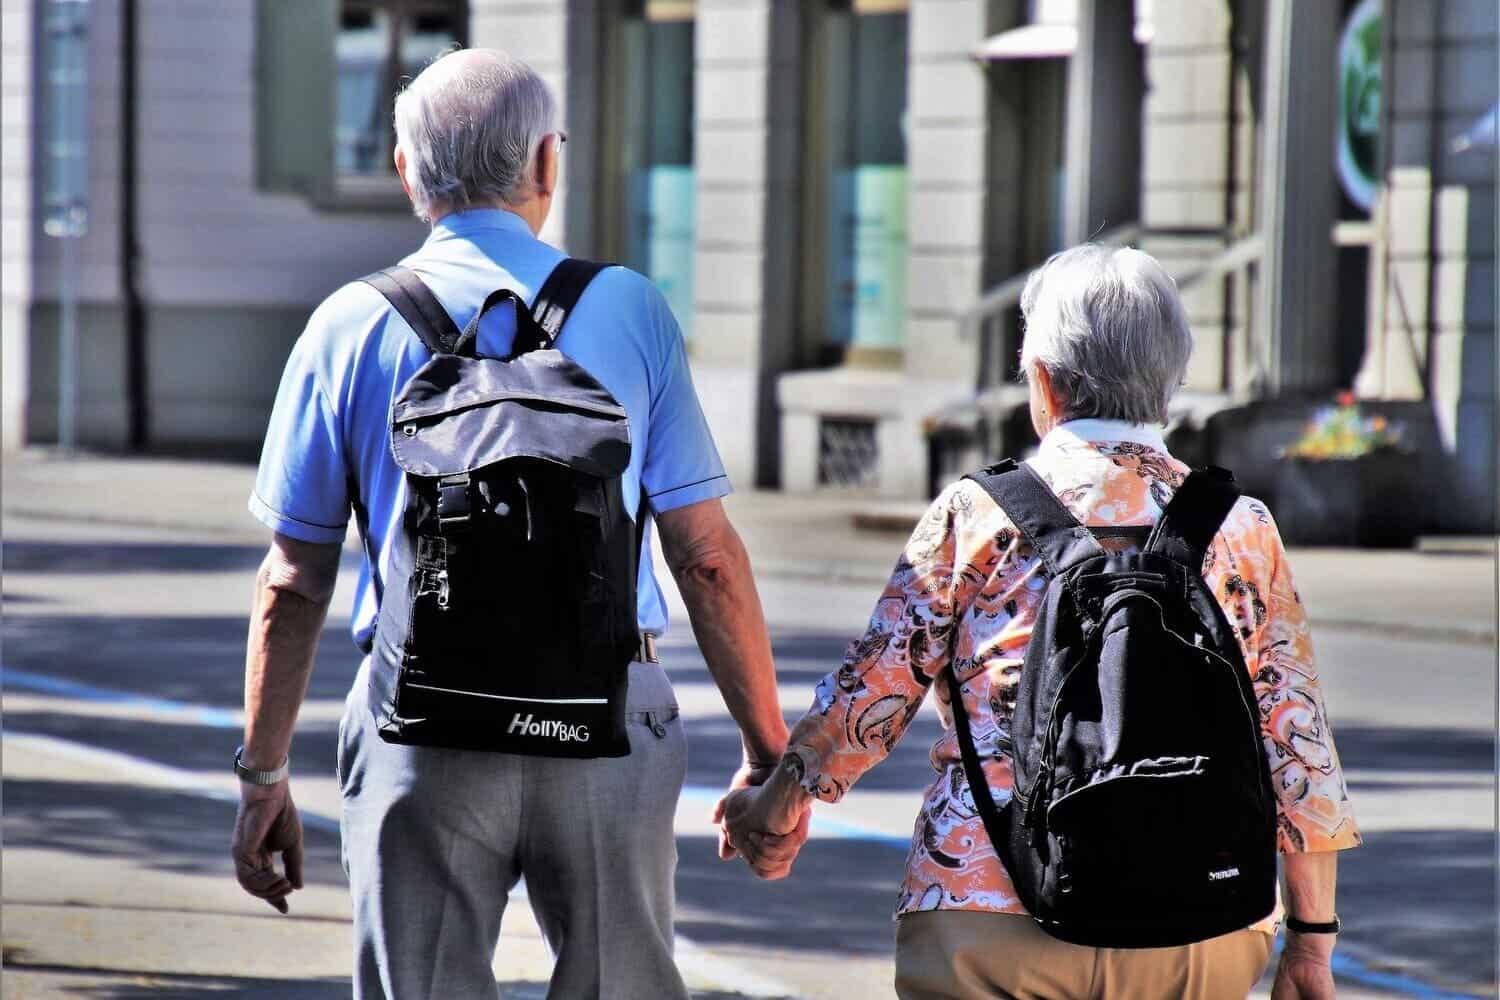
4, 0, 1494, 529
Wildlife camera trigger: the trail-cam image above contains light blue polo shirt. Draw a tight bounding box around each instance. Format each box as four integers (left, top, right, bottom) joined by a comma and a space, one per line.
250, 208, 731, 650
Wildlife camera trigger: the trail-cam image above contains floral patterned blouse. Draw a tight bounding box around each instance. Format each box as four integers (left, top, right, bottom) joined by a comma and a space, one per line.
784, 419, 1362, 928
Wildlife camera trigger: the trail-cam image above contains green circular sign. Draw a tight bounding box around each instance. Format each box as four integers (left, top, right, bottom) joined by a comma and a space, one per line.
1336, 0, 1381, 213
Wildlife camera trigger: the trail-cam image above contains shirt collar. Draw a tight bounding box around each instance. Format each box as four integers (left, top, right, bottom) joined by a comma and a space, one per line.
1039, 418, 1169, 455
426, 208, 533, 242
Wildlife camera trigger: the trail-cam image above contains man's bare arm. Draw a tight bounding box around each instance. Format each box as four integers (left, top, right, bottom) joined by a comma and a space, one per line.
242, 533, 342, 769
232, 532, 341, 914
657, 498, 787, 767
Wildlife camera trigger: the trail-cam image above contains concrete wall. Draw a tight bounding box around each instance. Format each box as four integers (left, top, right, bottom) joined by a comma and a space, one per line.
902, 0, 997, 445
473, 0, 573, 251
1379, 0, 1497, 530
20, 0, 521, 450
1138, 0, 1237, 393
2, 0, 35, 450
691, 0, 804, 489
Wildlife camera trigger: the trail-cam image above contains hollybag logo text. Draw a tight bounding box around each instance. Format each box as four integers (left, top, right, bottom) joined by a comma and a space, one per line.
508, 712, 591, 743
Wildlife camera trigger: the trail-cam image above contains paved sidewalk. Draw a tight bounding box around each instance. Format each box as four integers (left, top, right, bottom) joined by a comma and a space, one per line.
3, 450, 1496, 999
5, 450, 1494, 643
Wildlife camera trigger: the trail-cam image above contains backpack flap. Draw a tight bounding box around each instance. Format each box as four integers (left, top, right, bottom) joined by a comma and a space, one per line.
390, 351, 631, 480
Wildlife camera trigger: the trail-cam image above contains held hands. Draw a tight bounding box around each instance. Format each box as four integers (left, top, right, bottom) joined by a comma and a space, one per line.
711, 760, 811, 880
230, 780, 304, 914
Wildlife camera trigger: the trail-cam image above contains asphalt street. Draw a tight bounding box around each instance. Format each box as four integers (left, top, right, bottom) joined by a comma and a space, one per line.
2, 492, 1496, 999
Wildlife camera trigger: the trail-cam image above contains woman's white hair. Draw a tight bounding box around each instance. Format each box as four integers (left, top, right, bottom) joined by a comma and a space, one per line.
393, 48, 558, 221
1018, 244, 1193, 425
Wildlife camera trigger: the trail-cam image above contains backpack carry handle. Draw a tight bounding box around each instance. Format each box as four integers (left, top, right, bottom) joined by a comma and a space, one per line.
452, 287, 548, 358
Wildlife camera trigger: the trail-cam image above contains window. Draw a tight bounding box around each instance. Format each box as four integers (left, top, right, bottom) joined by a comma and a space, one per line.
336, 2, 466, 179
801, 0, 911, 365
623, 2, 696, 337
255, 0, 466, 208
595, 1, 697, 336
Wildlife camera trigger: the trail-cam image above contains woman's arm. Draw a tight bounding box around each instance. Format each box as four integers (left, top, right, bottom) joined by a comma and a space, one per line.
723, 482, 982, 873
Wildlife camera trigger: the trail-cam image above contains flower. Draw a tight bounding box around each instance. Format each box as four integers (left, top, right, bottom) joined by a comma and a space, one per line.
1280, 393, 1405, 460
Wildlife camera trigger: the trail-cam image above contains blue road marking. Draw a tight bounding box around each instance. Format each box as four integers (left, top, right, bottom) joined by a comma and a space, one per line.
4, 667, 242, 729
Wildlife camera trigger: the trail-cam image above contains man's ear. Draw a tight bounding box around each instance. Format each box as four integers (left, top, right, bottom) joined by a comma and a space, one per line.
394, 145, 417, 205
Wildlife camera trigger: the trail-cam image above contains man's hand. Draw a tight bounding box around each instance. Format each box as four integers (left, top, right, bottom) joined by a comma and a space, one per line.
1270, 933, 1337, 1000
710, 758, 779, 860
235, 533, 337, 914
231, 780, 304, 914
718, 783, 811, 880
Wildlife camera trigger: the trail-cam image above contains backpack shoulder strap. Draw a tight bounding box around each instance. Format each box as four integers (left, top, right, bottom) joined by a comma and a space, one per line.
527, 258, 612, 347
1145, 466, 1242, 569
964, 459, 1105, 577
360, 266, 463, 356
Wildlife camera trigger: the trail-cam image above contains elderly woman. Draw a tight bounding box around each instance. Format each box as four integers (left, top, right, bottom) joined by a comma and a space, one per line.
722, 245, 1360, 1000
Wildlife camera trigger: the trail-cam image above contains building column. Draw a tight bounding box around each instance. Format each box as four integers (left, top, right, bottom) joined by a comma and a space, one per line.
890, 0, 993, 495
472, 1, 575, 249
1360, 0, 1498, 531
692, 0, 803, 488
1064, 0, 1143, 245
1256, 0, 1341, 395
2, 0, 34, 450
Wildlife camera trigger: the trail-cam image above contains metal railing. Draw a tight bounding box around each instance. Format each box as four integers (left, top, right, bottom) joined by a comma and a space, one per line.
960, 224, 1142, 390
927, 226, 1269, 488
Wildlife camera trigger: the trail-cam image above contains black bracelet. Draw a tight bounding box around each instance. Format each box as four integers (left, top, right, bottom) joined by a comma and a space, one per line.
1285, 914, 1341, 935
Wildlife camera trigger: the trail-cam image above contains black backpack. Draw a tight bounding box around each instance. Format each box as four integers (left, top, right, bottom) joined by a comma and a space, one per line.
947, 459, 1277, 948
355, 259, 643, 759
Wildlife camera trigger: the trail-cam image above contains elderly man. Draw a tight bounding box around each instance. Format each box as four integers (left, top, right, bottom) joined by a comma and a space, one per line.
231, 49, 798, 998
725, 245, 1359, 1000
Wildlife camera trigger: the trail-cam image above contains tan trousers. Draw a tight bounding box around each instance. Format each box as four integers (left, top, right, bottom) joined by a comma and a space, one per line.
895, 911, 1272, 1000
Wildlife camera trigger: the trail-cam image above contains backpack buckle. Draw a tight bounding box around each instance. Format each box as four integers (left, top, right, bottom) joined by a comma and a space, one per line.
436, 475, 472, 533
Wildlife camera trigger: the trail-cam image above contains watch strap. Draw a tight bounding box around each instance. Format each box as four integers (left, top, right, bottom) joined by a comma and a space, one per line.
1285, 914, 1341, 935
234, 745, 289, 785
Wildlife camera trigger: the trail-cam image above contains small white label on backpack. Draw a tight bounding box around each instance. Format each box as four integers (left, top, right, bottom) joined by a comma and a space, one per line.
508, 712, 591, 744
1208, 866, 1241, 881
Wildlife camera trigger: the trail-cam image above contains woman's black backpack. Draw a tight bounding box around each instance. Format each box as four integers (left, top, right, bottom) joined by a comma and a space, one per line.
356, 260, 643, 759
947, 459, 1277, 947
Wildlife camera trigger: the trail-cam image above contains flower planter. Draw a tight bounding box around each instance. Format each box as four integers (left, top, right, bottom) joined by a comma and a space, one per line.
1273, 451, 1418, 548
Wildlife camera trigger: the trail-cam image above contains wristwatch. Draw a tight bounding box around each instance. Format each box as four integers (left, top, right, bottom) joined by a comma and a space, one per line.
1285, 914, 1341, 935
234, 745, 289, 785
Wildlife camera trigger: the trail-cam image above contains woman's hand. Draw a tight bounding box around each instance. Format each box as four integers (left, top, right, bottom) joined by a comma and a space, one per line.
712, 757, 780, 860
718, 782, 811, 880
1270, 932, 1337, 1000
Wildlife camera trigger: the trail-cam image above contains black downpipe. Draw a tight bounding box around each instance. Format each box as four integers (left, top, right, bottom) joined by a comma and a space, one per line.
121, 0, 147, 450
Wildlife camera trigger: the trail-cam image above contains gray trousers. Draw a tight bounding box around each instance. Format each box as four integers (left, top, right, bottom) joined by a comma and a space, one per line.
337, 659, 690, 1000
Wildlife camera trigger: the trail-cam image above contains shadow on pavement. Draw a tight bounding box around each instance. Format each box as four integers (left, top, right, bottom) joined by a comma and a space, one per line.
0, 967, 352, 1000
1333, 723, 1496, 773
1334, 828, 1498, 994
3, 710, 341, 776
1, 779, 347, 888
2, 540, 270, 575
0, 968, 784, 1000
675, 834, 908, 957
2, 615, 365, 707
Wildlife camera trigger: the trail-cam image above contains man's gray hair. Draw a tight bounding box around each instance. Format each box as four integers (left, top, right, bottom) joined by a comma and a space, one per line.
393, 49, 558, 221
1018, 244, 1193, 425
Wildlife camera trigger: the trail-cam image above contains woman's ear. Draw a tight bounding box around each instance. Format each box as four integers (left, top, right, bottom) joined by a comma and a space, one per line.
536, 134, 559, 199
